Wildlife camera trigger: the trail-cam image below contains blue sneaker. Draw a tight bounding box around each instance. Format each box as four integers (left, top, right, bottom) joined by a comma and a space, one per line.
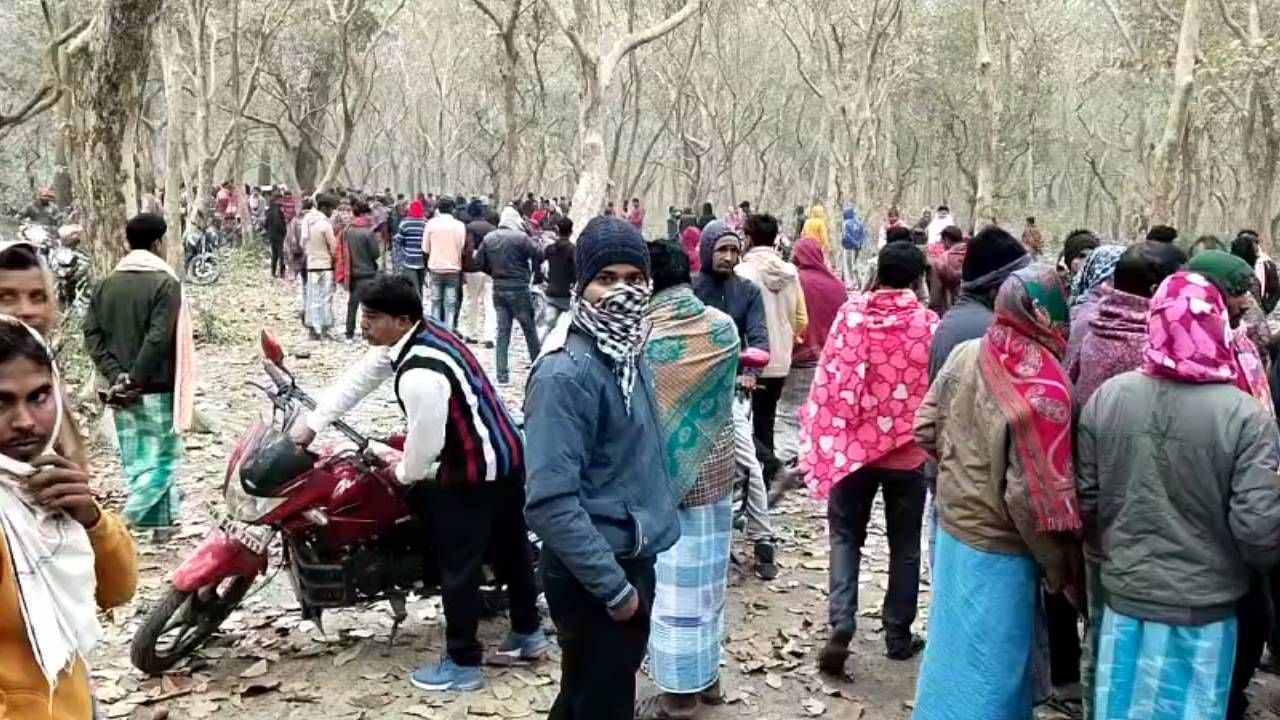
410, 658, 484, 692
497, 629, 553, 660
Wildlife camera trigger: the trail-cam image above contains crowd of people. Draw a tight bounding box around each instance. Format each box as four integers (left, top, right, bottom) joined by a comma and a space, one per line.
4, 177, 1280, 720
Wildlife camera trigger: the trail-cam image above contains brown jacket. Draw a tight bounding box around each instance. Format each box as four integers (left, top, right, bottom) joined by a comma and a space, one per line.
914, 339, 1080, 593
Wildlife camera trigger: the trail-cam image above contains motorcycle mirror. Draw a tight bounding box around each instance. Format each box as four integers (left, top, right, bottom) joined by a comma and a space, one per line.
739, 348, 770, 370
260, 330, 286, 367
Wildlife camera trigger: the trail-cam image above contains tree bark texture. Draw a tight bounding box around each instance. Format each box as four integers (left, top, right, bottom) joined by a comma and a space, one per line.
69, 0, 164, 279
974, 0, 998, 227
1149, 0, 1201, 225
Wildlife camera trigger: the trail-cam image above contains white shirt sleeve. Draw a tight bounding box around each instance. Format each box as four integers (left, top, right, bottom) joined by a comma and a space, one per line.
306, 348, 394, 433
393, 368, 451, 484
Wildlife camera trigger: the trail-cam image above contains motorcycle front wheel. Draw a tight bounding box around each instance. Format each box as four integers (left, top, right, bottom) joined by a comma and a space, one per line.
130, 576, 253, 675
186, 252, 222, 285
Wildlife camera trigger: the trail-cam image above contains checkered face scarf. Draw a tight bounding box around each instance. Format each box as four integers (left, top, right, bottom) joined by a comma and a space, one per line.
573, 282, 652, 413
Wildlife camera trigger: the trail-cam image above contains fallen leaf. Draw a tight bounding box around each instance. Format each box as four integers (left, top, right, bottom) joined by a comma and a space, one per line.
491, 683, 513, 700
401, 705, 437, 719
334, 645, 363, 667
801, 698, 826, 716
349, 693, 392, 709
237, 679, 281, 697
765, 672, 783, 690
160, 674, 193, 695
239, 660, 269, 679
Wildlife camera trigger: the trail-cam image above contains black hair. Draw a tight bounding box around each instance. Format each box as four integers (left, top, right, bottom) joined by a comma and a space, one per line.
1061, 229, 1100, 264
1190, 234, 1225, 256
739, 201, 751, 210
126, 213, 167, 251
631, 197, 640, 204
315, 193, 339, 213
0, 244, 41, 271
702, 202, 714, 216
556, 216, 574, 238
1146, 224, 1178, 244
1026, 216, 1036, 225
358, 274, 424, 320
885, 226, 913, 245
937, 205, 950, 213
352, 200, 371, 216
909, 227, 927, 246
0, 320, 52, 370
301, 197, 314, 211
486, 210, 500, 226
877, 241, 927, 289
940, 225, 964, 246
648, 241, 691, 294
743, 213, 779, 248
436, 196, 455, 214
1113, 241, 1188, 298
1231, 232, 1261, 267
963, 225, 1028, 282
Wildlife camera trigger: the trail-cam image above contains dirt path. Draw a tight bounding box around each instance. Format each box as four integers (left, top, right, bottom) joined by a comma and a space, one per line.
78, 256, 1280, 720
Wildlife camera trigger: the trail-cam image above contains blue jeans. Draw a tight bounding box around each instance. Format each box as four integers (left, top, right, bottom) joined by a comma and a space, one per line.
494, 288, 541, 382
429, 272, 462, 329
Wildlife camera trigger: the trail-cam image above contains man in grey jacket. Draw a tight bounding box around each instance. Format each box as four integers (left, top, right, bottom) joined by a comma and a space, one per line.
524, 217, 678, 720
476, 206, 544, 385
1077, 270, 1280, 719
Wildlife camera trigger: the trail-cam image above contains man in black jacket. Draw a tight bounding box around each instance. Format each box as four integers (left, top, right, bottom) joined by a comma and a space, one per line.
692, 220, 777, 580
344, 200, 382, 340
265, 192, 289, 278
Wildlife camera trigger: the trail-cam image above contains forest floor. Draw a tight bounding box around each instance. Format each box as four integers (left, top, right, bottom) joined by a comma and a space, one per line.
73, 251, 1280, 720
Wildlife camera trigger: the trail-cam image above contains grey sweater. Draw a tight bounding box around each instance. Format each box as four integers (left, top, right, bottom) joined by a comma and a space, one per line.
1077, 372, 1280, 625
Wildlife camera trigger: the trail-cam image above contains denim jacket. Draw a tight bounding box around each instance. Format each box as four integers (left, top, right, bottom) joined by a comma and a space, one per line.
523, 327, 680, 609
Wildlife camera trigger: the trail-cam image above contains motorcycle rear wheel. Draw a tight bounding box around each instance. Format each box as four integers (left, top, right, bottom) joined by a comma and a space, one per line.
130, 576, 253, 675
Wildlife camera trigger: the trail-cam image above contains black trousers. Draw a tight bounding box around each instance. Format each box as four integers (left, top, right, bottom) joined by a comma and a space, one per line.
269, 236, 285, 277
1045, 589, 1082, 686
827, 464, 926, 645
751, 377, 787, 483
543, 549, 655, 720
1228, 570, 1280, 720
417, 481, 541, 667
346, 276, 368, 339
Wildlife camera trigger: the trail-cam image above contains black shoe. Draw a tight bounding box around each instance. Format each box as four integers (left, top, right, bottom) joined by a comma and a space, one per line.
885, 634, 925, 661
754, 541, 778, 581
817, 637, 850, 676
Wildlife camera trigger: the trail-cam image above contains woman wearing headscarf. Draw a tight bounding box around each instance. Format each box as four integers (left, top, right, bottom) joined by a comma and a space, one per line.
1077, 272, 1280, 720
1058, 229, 1100, 291
679, 215, 702, 274
0, 316, 137, 719
1063, 244, 1126, 372
802, 206, 831, 254
912, 265, 1083, 720
1187, 250, 1274, 407
768, 236, 847, 504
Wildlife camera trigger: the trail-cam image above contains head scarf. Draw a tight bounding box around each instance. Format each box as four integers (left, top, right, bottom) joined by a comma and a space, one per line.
959, 252, 1032, 298
801, 208, 830, 252
1186, 250, 1255, 298
406, 200, 425, 220
572, 282, 652, 414
680, 226, 703, 274
799, 289, 938, 497
978, 265, 1081, 532
1141, 272, 1237, 384
0, 316, 101, 696
1069, 244, 1126, 307
644, 287, 739, 502
792, 237, 846, 364
499, 206, 525, 232
698, 221, 740, 274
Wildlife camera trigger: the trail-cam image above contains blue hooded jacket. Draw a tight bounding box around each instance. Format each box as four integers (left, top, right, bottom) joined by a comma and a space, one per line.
691, 221, 769, 365
841, 207, 866, 250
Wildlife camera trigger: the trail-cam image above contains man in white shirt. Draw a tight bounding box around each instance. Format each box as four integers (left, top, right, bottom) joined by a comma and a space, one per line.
291, 274, 548, 693
925, 205, 956, 245
423, 196, 468, 330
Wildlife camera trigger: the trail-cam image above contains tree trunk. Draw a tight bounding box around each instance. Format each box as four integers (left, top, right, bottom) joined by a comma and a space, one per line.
69, 0, 165, 279
1149, 0, 1201, 225
568, 66, 607, 235
499, 28, 519, 203
973, 0, 998, 227
159, 23, 186, 268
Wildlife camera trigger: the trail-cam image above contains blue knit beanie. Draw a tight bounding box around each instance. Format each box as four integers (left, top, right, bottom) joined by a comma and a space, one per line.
575, 217, 651, 295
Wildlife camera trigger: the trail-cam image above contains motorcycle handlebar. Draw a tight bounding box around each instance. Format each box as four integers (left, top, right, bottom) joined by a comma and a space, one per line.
261, 360, 369, 450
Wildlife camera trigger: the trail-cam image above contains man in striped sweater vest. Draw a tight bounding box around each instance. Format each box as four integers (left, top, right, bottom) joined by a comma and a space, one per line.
295, 274, 549, 693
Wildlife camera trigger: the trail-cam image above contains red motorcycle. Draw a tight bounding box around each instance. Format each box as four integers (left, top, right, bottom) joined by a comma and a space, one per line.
131, 332, 492, 675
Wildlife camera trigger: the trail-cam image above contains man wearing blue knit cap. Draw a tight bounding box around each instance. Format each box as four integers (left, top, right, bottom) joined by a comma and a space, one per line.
524, 216, 679, 719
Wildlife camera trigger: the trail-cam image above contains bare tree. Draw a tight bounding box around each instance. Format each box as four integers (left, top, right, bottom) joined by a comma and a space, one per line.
1149, 0, 1202, 225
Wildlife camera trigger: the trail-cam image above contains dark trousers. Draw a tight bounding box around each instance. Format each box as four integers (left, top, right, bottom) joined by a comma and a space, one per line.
543, 549, 655, 720
1045, 589, 1082, 686
751, 377, 787, 483
269, 236, 285, 277
417, 481, 541, 666
401, 267, 425, 296
494, 288, 541, 382
1229, 570, 1280, 719
346, 276, 368, 338
827, 464, 926, 645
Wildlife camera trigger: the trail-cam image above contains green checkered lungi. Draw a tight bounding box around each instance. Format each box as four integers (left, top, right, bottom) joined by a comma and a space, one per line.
114, 392, 183, 528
